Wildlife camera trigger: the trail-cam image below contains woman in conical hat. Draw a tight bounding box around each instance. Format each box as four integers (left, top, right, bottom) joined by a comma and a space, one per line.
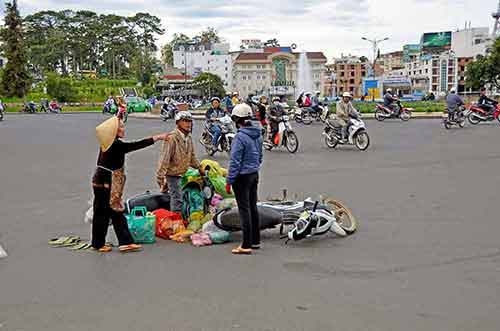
92, 116, 168, 253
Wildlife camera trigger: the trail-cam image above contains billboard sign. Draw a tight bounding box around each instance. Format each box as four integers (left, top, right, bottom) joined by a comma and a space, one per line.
421, 32, 452, 48
403, 44, 421, 62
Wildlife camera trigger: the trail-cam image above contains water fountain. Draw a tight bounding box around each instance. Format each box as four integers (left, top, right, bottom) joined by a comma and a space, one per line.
296, 51, 313, 98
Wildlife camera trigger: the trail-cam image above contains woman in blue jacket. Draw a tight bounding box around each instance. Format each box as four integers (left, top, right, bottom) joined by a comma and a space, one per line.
226, 104, 263, 254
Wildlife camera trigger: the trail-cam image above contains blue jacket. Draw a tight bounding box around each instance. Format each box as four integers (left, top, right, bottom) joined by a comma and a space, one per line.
227, 125, 263, 184
446, 94, 463, 110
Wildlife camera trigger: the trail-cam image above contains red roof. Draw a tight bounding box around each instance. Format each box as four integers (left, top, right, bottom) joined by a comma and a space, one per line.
235, 52, 327, 62
163, 74, 192, 80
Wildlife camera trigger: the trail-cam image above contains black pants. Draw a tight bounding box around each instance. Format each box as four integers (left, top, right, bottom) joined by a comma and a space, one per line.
91, 186, 135, 249
232, 172, 260, 249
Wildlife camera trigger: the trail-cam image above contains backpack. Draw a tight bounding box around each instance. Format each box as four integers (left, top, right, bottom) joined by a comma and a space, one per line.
181, 184, 206, 222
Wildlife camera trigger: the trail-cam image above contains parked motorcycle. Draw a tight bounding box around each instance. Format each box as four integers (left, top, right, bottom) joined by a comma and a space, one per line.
443, 106, 466, 129
41, 99, 62, 113
199, 115, 235, 156
160, 102, 178, 121
467, 103, 500, 125
375, 100, 412, 121
322, 113, 370, 151
263, 115, 299, 153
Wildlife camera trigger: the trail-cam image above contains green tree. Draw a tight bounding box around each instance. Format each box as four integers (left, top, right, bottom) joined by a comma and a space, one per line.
466, 38, 500, 90
46, 72, 77, 102
1, 0, 30, 97
197, 27, 220, 44
193, 72, 225, 97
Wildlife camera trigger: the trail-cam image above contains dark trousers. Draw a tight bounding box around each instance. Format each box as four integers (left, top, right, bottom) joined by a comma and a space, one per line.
232, 172, 260, 249
91, 186, 134, 249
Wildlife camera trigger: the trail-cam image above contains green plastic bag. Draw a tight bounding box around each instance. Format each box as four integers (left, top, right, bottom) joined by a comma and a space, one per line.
181, 168, 202, 189
208, 173, 234, 198
126, 207, 156, 244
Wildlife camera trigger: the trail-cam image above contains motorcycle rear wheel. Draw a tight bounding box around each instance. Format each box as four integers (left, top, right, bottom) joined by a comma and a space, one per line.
284, 131, 299, 153
468, 113, 480, 125
323, 198, 358, 234
354, 131, 370, 151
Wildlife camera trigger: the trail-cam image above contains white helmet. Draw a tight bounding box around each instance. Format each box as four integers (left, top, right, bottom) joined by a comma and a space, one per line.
315, 91, 321, 94
231, 103, 252, 119
175, 111, 192, 122
386, 88, 392, 92
342, 92, 352, 98
450, 87, 456, 93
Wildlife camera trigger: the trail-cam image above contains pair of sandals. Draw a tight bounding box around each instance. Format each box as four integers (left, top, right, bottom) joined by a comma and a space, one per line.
49, 236, 91, 250
232, 244, 260, 255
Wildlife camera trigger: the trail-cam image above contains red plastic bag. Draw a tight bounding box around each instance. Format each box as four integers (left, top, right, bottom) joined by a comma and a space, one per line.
152, 209, 183, 240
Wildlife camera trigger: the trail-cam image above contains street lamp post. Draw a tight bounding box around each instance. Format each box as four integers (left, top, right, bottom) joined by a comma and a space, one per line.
361, 37, 389, 77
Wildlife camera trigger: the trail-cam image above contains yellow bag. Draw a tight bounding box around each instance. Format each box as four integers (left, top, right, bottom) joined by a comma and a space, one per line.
200, 159, 228, 177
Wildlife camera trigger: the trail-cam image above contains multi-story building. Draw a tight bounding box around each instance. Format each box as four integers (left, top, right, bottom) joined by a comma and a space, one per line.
172, 42, 233, 90
332, 56, 368, 97
377, 51, 404, 73
232, 48, 327, 98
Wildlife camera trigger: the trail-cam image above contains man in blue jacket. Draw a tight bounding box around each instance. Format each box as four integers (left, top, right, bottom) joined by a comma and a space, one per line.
226, 103, 263, 255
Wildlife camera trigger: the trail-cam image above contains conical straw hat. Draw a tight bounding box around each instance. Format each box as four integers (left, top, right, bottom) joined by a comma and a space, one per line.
96, 116, 119, 152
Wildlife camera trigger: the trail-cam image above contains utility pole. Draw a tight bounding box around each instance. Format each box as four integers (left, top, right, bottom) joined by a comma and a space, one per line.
361, 37, 389, 77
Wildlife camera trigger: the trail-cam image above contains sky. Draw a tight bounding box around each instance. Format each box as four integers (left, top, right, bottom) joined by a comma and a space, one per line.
6, 0, 500, 62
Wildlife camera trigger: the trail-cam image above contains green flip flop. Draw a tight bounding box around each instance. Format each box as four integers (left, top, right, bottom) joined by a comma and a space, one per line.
69, 242, 91, 251
48, 236, 80, 247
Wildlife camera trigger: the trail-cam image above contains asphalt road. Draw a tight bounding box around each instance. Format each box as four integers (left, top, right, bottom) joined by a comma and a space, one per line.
1, 113, 500, 331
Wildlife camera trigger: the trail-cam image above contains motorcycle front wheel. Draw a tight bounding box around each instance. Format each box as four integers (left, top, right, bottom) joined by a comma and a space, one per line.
302, 113, 313, 125
324, 198, 358, 234
374, 109, 386, 121
284, 131, 299, 153
400, 110, 411, 121
324, 132, 338, 149
354, 131, 370, 151
468, 113, 480, 125
444, 120, 451, 130
458, 117, 466, 128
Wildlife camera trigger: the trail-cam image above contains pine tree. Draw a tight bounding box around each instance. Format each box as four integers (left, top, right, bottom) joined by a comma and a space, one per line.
1, 0, 30, 98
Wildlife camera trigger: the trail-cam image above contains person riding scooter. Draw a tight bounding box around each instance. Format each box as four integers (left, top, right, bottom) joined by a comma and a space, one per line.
205, 97, 226, 151
335, 92, 359, 142
267, 97, 285, 143
478, 87, 498, 115
303, 92, 312, 108
384, 88, 397, 114
104, 96, 115, 113
256, 95, 268, 127
446, 88, 463, 121
311, 91, 322, 115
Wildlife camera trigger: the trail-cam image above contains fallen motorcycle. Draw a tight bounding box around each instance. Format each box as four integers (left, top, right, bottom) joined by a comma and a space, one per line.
322, 113, 370, 151
213, 197, 357, 237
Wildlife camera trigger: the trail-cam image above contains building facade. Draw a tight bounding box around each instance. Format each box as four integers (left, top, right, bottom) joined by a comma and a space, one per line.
172, 42, 233, 90
332, 56, 368, 97
378, 51, 404, 73
232, 50, 327, 98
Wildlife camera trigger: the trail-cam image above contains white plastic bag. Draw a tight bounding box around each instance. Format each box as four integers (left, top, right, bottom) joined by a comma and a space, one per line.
84, 206, 93, 224
202, 220, 220, 233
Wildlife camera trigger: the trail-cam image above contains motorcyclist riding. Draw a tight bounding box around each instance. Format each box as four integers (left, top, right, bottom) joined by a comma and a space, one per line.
104, 96, 115, 112
257, 95, 268, 127
335, 92, 359, 142
303, 92, 312, 108
446, 88, 463, 121
311, 90, 322, 115
296, 92, 304, 107
205, 97, 226, 151
383, 88, 397, 114
268, 96, 285, 142
478, 87, 498, 115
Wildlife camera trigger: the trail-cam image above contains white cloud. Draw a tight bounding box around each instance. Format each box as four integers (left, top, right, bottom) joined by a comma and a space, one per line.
9, 0, 500, 61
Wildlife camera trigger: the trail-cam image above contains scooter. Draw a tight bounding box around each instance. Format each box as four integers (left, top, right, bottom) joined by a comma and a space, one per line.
322, 113, 370, 151
213, 195, 357, 237
374, 100, 412, 121
20, 101, 37, 113
290, 106, 313, 125
160, 102, 178, 121
263, 115, 299, 153
199, 115, 235, 156
467, 103, 500, 125
443, 106, 466, 129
